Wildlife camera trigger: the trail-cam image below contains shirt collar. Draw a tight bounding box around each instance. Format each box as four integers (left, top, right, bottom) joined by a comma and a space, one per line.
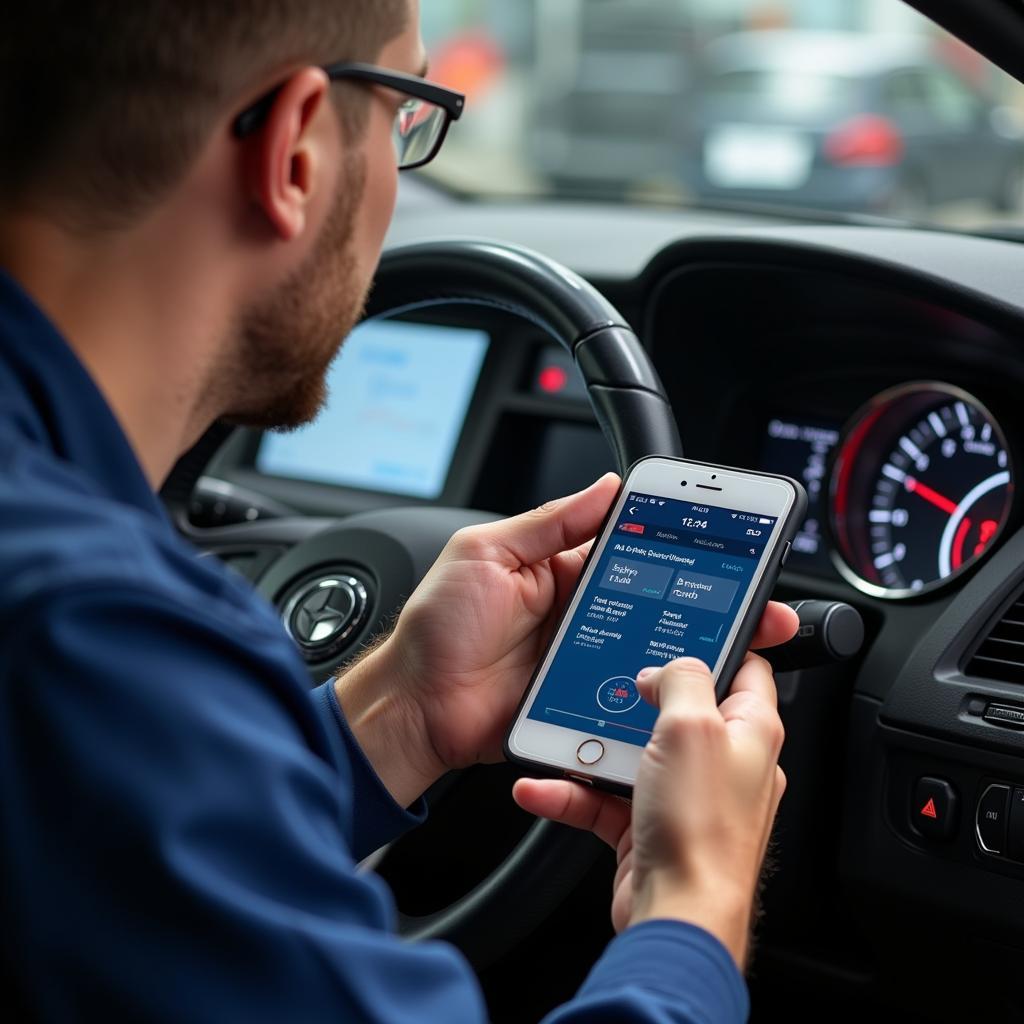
0, 269, 165, 520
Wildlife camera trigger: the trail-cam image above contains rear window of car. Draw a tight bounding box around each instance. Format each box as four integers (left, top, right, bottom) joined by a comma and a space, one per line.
706, 71, 855, 117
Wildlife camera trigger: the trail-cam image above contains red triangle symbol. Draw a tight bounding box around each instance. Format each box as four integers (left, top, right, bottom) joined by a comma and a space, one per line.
920, 797, 938, 819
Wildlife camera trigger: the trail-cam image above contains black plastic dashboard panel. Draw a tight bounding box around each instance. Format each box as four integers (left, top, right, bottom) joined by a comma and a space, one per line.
644, 250, 1024, 605
842, 696, 1024, 1021
640, 235, 1024, 347
638, 229, 1024, 320
882, 524, 1024, 756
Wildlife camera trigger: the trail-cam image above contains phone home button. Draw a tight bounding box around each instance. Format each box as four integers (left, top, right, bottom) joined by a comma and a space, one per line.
576, 739, 605, 766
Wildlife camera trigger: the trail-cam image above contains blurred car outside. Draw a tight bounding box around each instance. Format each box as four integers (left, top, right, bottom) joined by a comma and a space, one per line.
523, 19, 1024, 216
682, 31, 1024, 216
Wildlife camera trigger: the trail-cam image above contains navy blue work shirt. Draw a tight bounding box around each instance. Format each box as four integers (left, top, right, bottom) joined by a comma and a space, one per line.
0, 269, 749, 1022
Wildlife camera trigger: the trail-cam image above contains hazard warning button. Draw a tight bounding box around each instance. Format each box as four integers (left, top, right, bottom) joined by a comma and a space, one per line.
912, 776, 958, 842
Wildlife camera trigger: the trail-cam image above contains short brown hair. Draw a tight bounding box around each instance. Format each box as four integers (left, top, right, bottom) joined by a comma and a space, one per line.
0, 1, 408, 228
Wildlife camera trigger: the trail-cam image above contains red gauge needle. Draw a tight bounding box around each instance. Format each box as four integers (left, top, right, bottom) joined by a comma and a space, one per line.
905, 476, 958, 516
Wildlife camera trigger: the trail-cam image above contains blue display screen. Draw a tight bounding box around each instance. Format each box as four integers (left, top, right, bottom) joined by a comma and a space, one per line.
257, 320, 489, 498
528, 492, 778, 747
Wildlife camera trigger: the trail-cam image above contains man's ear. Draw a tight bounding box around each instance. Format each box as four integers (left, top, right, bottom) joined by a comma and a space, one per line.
244, 67, 333, 241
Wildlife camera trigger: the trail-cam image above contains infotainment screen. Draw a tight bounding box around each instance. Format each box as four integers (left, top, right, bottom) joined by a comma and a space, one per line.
257, 320, 489, 498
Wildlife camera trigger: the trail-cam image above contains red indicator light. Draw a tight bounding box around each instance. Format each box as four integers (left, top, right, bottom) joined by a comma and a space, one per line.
619, 523, 645, 535
919, 797, 938, 820
538, 366, 568, 394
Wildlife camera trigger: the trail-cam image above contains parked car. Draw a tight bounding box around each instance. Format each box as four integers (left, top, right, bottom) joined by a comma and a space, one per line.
682, 31, 1024, 215
526, 0, 698, 197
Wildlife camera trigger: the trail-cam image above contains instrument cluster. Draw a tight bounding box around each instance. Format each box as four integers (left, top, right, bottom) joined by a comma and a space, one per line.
762, 382, 1015, 599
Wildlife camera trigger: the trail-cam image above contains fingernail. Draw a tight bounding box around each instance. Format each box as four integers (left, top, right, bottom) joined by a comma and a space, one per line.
636, 667, 659, 681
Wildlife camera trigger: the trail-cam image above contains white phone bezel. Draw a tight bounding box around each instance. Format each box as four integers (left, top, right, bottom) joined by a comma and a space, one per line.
506, 457, 797, 788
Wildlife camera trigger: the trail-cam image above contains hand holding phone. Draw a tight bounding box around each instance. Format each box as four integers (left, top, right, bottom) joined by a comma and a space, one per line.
505, 457, 807, 792
513, 647, 790, 968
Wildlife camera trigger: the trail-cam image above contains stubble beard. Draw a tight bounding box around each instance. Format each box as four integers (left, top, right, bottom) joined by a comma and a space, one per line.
222, 153, 370, 432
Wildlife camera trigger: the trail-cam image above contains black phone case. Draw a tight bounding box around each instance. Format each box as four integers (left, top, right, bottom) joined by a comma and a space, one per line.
502, 457, 809, 797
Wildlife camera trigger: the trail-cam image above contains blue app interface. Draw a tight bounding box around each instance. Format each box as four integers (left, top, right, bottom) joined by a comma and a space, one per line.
528, 492, 778, 747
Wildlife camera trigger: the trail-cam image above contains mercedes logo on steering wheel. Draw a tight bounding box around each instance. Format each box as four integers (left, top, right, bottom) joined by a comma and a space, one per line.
281, 575, 369, 662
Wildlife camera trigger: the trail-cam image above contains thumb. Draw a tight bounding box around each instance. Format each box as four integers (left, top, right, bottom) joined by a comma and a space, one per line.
636, 657, 718, 716
513, 777, 631, 849
482, 472, 620, 566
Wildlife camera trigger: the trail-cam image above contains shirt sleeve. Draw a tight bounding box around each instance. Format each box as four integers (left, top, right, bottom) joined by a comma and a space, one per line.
543, 921, 750, 1024
2, 580, 749, 1024
310, 680, 427, 861
1, 583, 487, 1024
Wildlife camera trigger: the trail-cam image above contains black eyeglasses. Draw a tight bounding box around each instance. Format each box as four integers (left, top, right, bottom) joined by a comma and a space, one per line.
233, 62, 465, 171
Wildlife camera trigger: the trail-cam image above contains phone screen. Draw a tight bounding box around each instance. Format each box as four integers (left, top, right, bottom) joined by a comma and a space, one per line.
526, 491, 779, 748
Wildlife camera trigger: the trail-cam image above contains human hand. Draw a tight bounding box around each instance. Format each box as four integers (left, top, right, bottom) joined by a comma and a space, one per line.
513, 608, 796, 968
336, 473, 622, 806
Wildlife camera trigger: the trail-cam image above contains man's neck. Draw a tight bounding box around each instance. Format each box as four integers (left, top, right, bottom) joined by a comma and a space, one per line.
0, 211, 231, 489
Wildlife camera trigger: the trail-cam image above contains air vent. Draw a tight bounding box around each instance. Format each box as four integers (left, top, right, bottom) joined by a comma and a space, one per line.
966, 594, 1024, 685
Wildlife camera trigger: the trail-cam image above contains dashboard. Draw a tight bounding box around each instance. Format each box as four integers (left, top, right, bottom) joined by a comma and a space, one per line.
644, 260, 1024, 603
196, 198, 1024, 1020
217, 242, 1024, 609
245, 324, 1016, 600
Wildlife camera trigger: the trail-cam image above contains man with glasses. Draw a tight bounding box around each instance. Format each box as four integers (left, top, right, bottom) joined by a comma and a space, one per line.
0, 2, 794, 1021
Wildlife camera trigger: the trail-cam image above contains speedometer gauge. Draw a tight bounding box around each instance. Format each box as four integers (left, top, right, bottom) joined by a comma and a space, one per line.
830, 383, 1013, 599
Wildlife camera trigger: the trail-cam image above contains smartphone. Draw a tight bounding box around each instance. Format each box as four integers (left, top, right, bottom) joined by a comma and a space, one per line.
504, 457, 807, 793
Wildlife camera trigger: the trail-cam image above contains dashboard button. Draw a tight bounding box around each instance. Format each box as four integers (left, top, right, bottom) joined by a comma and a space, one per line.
1008, 788, 1024, 862
976, 784, 1010, 855
576, 740, 605, 766
912, 777, 958, 841
983, 703, 1024, 729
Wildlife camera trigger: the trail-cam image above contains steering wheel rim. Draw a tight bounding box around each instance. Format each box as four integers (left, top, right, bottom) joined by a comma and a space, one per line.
164, 238, 682, 968
366, 239, 684, 472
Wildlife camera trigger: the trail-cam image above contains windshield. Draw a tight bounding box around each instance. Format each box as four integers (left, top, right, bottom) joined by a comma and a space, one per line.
420, 1, 1024, 229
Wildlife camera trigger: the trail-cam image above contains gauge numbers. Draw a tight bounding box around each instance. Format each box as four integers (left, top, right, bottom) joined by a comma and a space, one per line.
831, 383, 1013, 599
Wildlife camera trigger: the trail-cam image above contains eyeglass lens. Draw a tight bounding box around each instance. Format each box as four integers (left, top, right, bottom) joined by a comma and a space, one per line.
394, 99, 446, 168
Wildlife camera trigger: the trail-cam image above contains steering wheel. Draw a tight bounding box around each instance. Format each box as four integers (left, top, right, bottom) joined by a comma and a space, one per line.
164, 239, 683, 968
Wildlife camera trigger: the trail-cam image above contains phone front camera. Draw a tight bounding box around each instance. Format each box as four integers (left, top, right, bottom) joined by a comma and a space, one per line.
711, 474, 717, 480
680, 480, 688, 487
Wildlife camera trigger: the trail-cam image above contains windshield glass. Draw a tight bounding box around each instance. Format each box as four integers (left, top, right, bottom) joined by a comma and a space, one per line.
420, 1, 1024, 229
